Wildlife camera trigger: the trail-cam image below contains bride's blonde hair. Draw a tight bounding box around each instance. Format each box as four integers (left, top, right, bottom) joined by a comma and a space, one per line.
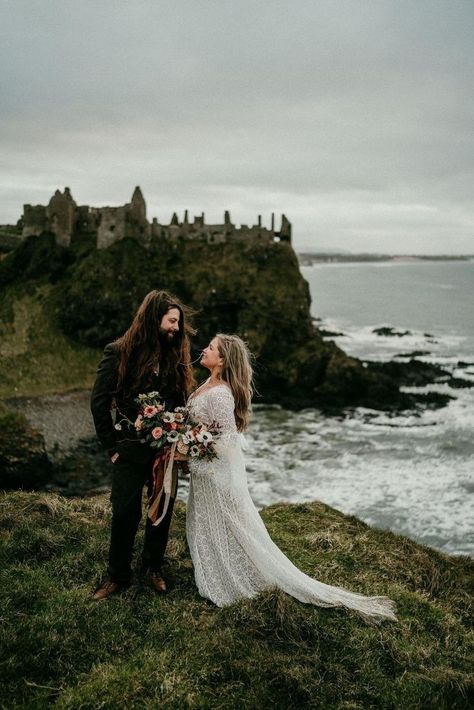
216, 333, 253, 431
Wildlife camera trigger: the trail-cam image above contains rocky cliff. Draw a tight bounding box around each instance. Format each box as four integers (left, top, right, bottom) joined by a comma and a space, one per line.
0, 232, 450, 411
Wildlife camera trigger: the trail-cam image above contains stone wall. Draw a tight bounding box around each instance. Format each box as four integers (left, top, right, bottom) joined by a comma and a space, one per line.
95, 207, 127, 249
22, 205, 47, 237
21, 186, 291, 249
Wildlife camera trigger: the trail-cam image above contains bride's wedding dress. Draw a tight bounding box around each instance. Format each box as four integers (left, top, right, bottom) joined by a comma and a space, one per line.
186, 385, 396, 623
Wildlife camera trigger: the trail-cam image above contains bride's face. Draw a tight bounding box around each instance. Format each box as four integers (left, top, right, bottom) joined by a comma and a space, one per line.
200, 337, 223, 371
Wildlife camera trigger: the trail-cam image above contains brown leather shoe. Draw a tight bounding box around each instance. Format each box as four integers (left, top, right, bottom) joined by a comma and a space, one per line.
149, 571, 167, 593
92, 580, 123, 601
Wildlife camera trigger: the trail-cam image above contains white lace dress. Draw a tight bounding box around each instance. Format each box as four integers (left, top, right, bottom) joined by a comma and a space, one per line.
186, 385, 396, 623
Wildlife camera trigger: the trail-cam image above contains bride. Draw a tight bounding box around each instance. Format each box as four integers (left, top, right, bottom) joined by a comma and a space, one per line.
185, 333, 396, 624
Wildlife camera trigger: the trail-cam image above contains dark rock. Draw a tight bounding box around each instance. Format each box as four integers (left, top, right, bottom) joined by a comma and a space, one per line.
319, 329, 345, 337
406, 392, 454, 409
0, 406, 53, 489
448, 378, 474, 389
366, 359, 473, 392
373, 326, 412, 337
366, 359, 450, 387
395, 351, 431, 358
50, 437, 112, 497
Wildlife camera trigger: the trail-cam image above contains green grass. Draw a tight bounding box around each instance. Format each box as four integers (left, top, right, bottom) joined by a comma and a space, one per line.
0, 285, 100, 398
0, 492, 472, 708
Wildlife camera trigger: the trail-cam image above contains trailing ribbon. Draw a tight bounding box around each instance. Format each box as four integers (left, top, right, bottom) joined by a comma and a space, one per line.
147, 441, 178, 526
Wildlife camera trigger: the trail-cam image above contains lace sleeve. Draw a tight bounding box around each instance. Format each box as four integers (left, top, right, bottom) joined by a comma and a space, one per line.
208, 387, 238, 439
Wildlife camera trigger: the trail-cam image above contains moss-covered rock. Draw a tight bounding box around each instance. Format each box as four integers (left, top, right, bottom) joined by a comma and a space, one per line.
51, 236, 409, 409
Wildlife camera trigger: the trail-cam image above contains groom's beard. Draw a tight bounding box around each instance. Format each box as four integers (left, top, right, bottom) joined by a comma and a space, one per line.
158, 327, 178, 349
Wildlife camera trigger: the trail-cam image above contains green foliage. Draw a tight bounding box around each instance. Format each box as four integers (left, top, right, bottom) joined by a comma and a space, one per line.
0, 493, 472, 708
0, 284, 100, 398
55, 237, 313, 349
0, 233, 73, 289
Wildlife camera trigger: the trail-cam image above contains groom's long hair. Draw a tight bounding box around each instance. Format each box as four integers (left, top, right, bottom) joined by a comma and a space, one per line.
114, 290, 196, 396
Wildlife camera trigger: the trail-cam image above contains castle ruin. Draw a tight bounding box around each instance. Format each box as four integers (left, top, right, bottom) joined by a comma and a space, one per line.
21, 187, 292, 249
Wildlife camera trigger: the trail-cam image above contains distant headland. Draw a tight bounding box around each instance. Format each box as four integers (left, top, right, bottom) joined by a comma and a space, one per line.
299, 251, 473, 265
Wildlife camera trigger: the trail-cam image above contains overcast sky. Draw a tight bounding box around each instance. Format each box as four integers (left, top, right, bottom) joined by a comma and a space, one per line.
1, 0, 473, 253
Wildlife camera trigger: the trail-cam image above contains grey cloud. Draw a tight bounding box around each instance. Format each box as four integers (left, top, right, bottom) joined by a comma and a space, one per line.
0, 0, 473, 253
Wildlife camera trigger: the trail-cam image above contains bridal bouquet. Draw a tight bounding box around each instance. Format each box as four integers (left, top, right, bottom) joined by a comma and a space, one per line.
133, 392, 220, 460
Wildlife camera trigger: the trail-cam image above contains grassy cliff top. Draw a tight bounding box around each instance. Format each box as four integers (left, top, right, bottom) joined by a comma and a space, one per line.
0, 491, 472, 708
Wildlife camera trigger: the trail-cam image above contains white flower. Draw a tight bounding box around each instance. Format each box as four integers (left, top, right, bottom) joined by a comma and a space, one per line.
162, 412, 175, 423
174, 412, 185, 422
175, 406, 186, 413
114, 423, 122, 431
138, 394, 147, 400
183, 428, 196, 444
167, 430, 179, 442
189, 445, 200, 457
196, 430, 213, 443
148, 391, 160, 398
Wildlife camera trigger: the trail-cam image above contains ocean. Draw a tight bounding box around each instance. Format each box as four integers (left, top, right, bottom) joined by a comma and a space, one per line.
13, 260, 473, 558
205, 260, 474, 557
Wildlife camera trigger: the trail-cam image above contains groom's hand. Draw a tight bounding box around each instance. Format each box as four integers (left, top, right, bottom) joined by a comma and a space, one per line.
110, 452, 120, 463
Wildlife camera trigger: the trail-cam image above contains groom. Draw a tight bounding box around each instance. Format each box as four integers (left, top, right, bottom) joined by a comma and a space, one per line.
90, 290, 195, 600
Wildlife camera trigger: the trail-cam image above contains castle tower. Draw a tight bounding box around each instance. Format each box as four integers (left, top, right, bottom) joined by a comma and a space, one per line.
130, 186, 146, 221
279, 214, 292, 243
46, 187, 77, 247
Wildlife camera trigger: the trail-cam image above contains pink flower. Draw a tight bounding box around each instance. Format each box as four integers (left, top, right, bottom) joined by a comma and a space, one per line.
144, 406, 158, 418
151, 426, 163, 439
134, 416, 143, 431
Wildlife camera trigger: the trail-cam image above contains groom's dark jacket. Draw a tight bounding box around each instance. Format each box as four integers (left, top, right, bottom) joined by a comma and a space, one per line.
90, 342, 186, 465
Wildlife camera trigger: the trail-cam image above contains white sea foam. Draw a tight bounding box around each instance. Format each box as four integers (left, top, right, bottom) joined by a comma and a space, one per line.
240, 403, 474, 557
188, 262, 474, 557
234, 289, 474, 556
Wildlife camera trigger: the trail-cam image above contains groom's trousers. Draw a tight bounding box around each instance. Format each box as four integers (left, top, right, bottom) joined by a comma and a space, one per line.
107, 457, 176, 584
